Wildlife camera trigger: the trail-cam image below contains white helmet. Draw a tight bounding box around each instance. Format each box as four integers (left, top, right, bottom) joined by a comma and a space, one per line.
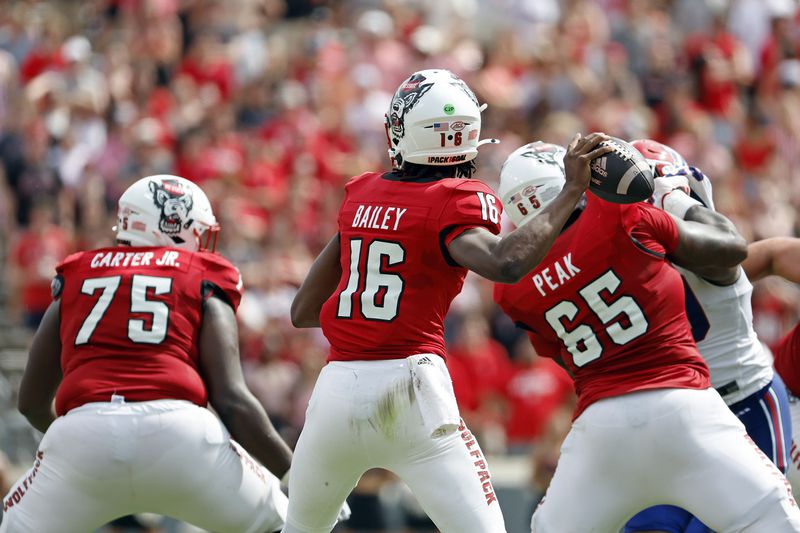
115, 175, 219, 252
499, 142, 567, 227
385, 69, 496, 168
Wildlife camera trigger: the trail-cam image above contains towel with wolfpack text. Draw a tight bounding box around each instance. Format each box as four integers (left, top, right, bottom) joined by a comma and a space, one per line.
494, 195, 710, 418
53, 246, 242, 415
320, 171, 502, 362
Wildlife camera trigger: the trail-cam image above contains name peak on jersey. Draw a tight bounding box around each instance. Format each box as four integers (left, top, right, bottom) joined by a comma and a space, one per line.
532, 253, 581, 296
90, 250, 181, 269
351, 204, 408, 231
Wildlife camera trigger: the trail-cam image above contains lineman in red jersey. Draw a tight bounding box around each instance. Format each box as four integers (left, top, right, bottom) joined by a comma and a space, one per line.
285, 69, 614, 533
743, 237, 800, 498
1, 175, 294, 533
493, 143, 800, 532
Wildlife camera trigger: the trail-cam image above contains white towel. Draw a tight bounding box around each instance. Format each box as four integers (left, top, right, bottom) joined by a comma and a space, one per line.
407, 354, 461, 438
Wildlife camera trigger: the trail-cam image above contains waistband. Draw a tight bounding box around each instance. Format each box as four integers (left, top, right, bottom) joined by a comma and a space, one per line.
326, 355, 441, 372
66, 397, 198, 416
726, 377, 780, 410
716, 380, 740, 398
716, 373, 774, 405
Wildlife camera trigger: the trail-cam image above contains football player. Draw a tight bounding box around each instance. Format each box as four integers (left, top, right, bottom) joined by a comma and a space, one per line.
285, 69, 613, 533
1, 176, 292, 533
624, 141, 795, 533
742, 236, 800, 498
493, 142, 800, 532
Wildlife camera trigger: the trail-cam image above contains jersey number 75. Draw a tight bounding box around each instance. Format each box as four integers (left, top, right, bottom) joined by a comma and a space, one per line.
75, 275, 172, 346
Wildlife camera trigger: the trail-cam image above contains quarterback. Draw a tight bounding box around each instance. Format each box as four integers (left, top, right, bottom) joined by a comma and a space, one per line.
1, 175, 292, 533
285, 69, 613, 533
493, 142, 800, 532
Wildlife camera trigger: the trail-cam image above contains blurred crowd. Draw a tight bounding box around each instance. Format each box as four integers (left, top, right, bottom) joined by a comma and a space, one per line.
1, 0, 800, 530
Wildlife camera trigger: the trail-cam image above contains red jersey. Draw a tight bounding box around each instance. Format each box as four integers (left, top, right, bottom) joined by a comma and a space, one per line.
320, 171, 502, 361
774, 322, 800, 396
494, 195, 710, 418
54, 246, 242, 415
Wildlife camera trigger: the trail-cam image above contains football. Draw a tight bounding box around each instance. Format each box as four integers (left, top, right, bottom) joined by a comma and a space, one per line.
588, 137, 655, 204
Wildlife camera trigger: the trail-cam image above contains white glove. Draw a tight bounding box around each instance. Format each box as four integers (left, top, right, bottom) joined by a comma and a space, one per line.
653, 174, 702, 219
337, 501, 352, 522
653, 174, 690, 210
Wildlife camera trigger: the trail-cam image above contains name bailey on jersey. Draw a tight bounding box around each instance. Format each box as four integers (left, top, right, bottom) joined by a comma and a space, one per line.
351, 204, 408, 231
89, 249, 182, 269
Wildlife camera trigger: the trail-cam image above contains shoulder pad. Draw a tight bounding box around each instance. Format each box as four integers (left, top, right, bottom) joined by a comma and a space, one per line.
56, 251, 87, 275
198, 252, 243, 311
344, 171, 380, 190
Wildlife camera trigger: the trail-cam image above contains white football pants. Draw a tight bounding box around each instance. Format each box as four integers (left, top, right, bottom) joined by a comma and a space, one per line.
531, 387, 800, 533
282, 359, 506, 533
0, 399, 286, 533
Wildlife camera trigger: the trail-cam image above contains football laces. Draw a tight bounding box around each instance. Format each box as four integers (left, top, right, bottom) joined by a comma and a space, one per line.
602, 138, 636, 161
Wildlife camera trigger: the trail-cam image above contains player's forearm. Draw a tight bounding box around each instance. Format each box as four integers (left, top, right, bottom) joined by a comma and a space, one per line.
744, 238, 800, 283
492, 183, 586, 283
771, 240, 800, 283
684, 205, 741, 238
673, 209, 748, 270
674, 225, 746, 271
214, 393, 293, 478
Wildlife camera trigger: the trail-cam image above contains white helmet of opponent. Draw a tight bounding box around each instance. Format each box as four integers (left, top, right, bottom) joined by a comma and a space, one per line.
499, 142, 567, 227
385, 69, 496, 168
116, 175, 219, 252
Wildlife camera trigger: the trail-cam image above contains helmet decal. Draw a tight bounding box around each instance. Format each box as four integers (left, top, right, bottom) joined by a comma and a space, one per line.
389, 73, 435, 142
149, 179, 194, 237
519, 143, 564, 167
449, 73, 479, 106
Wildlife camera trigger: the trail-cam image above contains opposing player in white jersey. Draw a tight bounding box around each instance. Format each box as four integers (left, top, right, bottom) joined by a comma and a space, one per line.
743, 237, 800, 499
625, 141, 794, 533
1, 176, 294, 532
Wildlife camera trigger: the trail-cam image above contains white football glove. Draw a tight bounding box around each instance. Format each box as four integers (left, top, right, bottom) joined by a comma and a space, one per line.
653, 174, 690, 210
652, 174, 702, 219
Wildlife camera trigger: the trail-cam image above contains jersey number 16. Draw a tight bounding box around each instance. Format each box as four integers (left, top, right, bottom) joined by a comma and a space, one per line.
336, 238, 405, 322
